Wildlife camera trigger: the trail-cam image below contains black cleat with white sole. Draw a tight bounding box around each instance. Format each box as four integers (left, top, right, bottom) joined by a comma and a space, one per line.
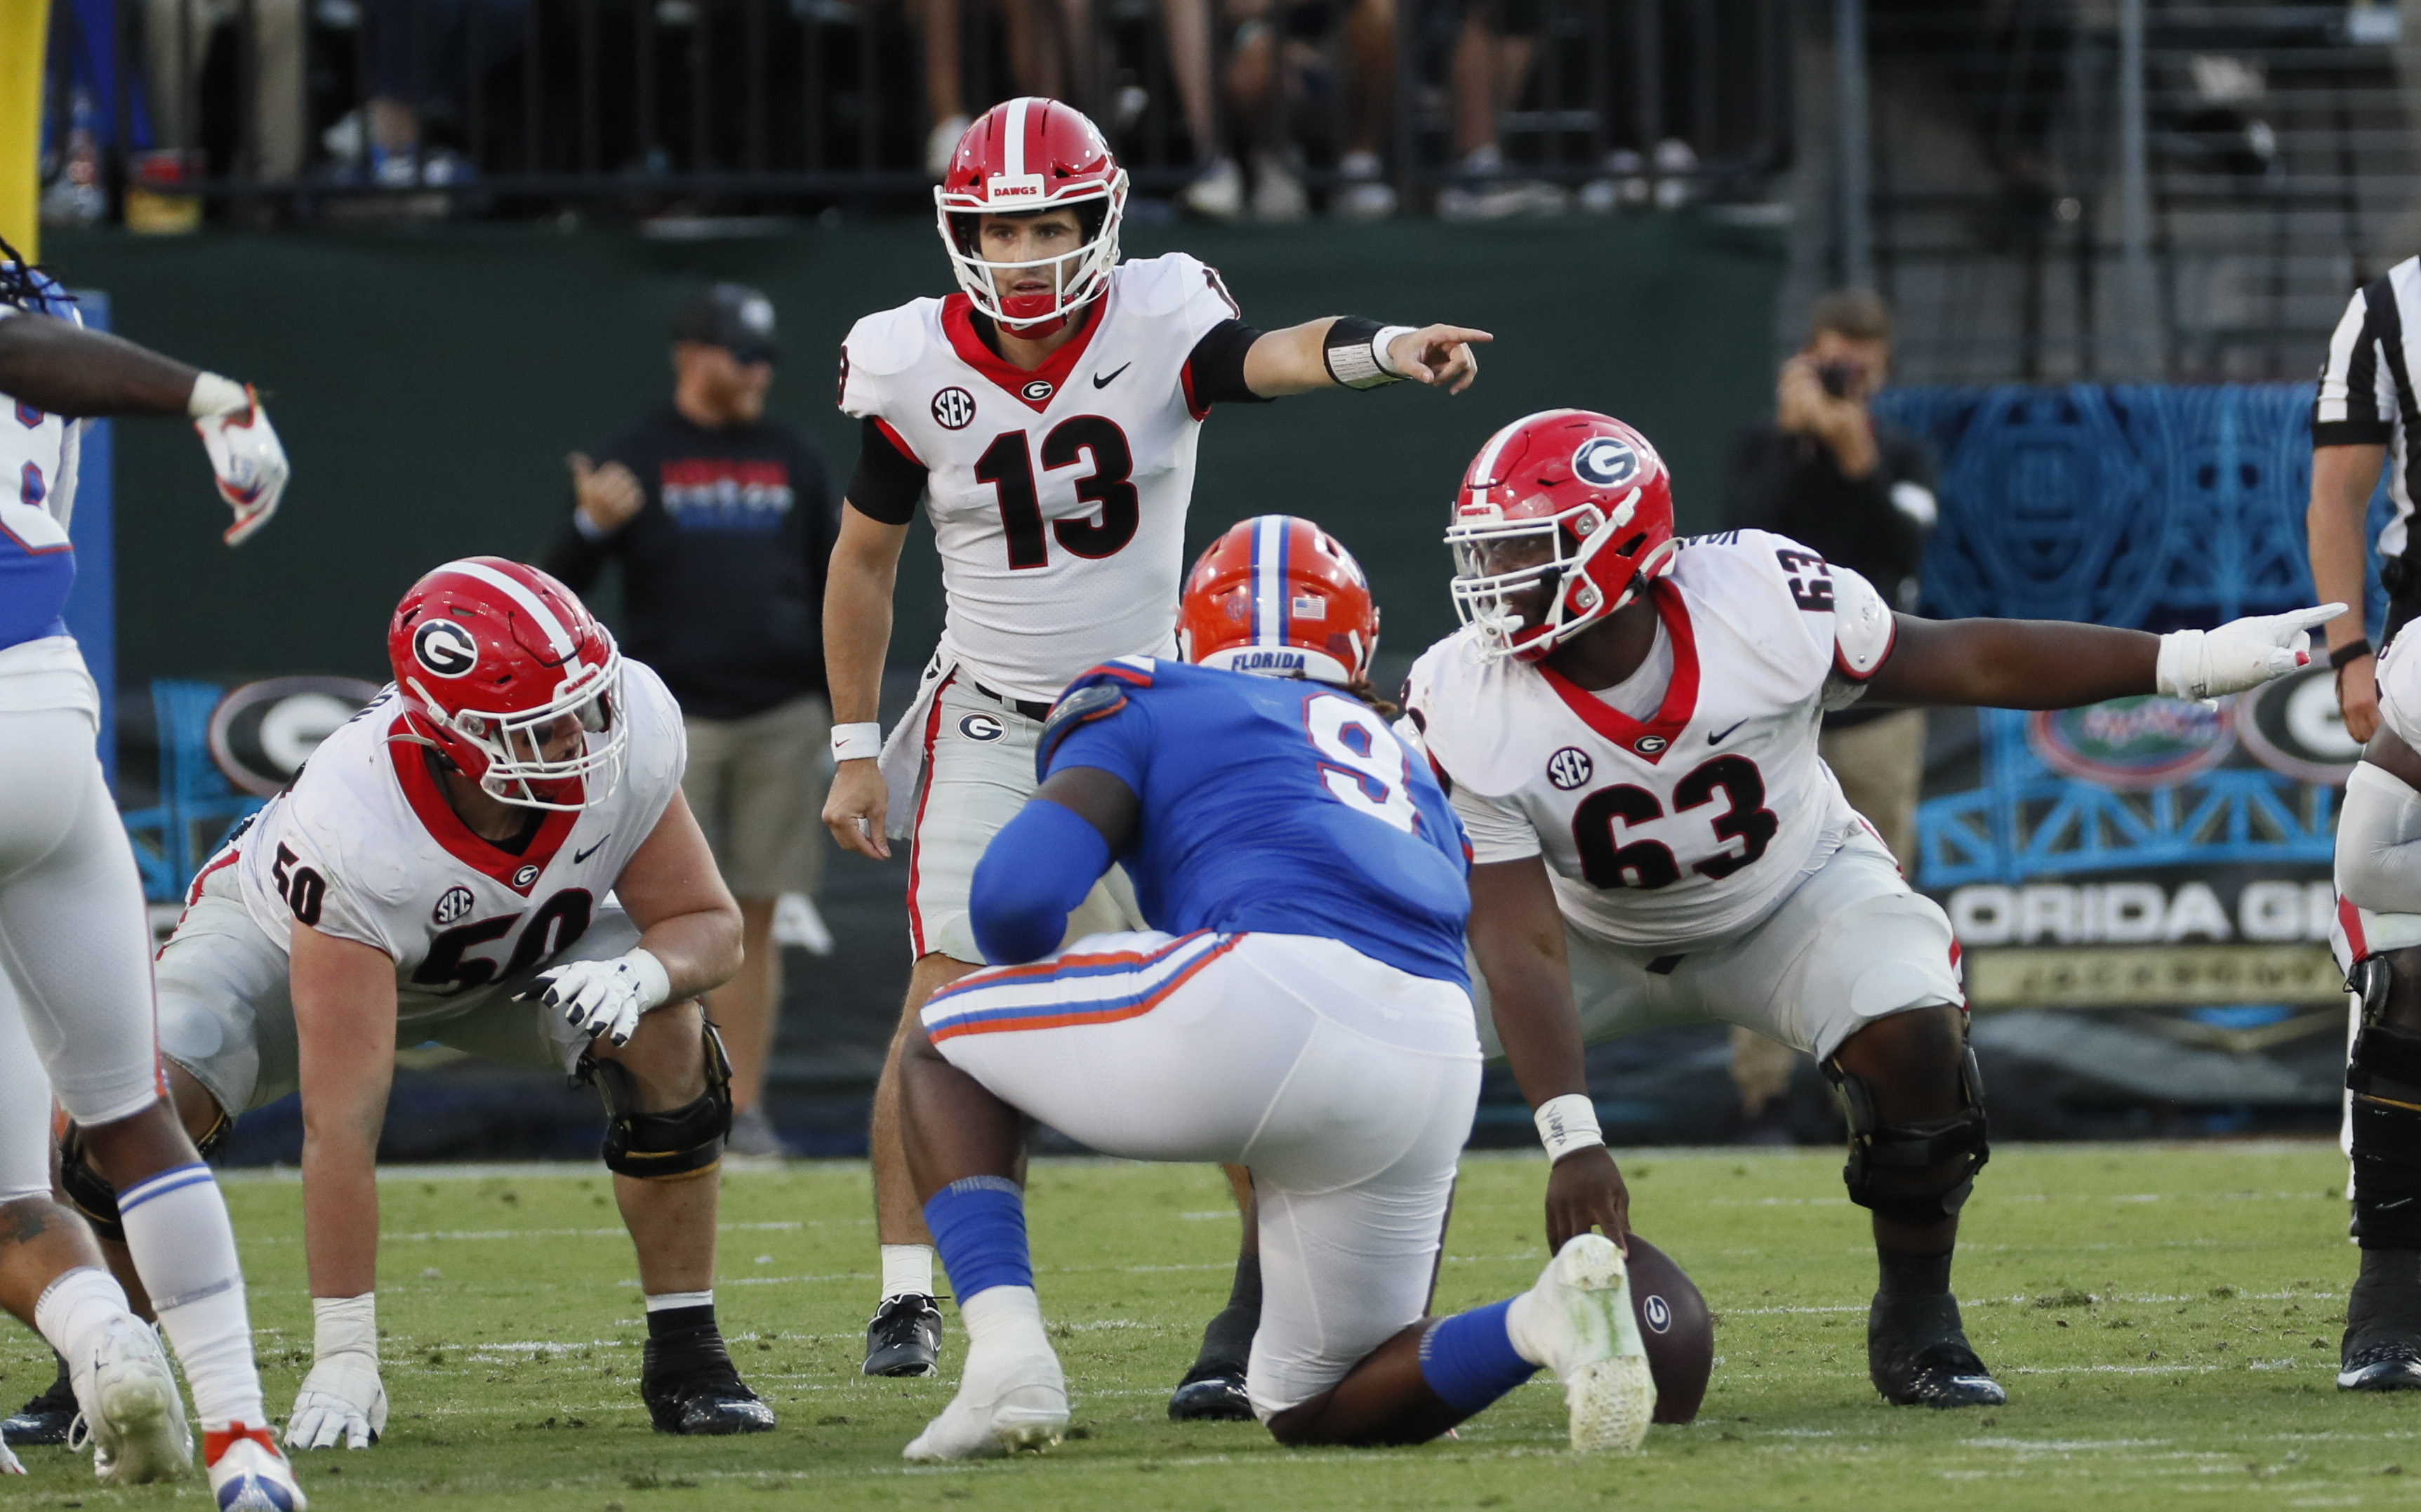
1167, 1363, 1254, 1421
2, 1354, 75, 1445
863, 1293, 943, 1378
2339, 1273, 2421, 1391
1869, 1292, 2008, 1408
641, 1325, 777, 1435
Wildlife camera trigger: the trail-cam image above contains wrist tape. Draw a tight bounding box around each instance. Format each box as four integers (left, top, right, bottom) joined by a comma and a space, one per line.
312, 1293, 378, 1361
1322, 317, 1417, 390
832, 722, 883, 762
1534, 1094, 1605, 1163
187, 371, 250, 419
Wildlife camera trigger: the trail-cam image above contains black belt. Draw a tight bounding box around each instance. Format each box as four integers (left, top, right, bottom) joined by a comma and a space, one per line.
971, 679, 1054, 723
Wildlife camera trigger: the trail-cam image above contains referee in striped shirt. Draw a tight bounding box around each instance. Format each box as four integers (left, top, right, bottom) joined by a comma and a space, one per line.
2310, 266, 2421, 741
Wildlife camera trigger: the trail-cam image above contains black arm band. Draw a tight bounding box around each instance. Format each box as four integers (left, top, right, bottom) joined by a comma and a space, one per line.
845, 416, 927, 525
2335, 637, 2377, 670
1322, 316, 1412, 390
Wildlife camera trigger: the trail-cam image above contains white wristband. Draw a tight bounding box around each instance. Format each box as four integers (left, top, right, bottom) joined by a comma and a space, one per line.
832, 722, 883, 762
621, 946, 674, 1014
1370, 326, 1419, 379
312, 1293, 378, 1362
1534, 1094, 1605, 1164
187, 371, 250, 418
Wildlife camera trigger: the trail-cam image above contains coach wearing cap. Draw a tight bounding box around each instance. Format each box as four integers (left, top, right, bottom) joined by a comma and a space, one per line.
545, 281, 840, 1158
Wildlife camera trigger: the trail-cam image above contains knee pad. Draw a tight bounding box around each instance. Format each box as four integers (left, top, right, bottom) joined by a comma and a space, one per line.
55, 1104, 231, 1245
1826, 1040, 1990, 1224
581, 1019, 735, 1181
2349, 1019, 2421, 1249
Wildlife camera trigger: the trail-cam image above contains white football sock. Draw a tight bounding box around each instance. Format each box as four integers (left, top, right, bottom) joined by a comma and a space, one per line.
33, 1266, 133, 1364
958, 1285, 1049, 1357
882, 1244, 935, 1300
118, 1163, 265, 1432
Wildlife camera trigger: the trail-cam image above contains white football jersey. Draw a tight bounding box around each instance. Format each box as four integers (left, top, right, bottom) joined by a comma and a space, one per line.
223, 660, 687, 1023
1405, 530, 1895, 949
2377, 627, 2421, 751
840, 253, 1246, 703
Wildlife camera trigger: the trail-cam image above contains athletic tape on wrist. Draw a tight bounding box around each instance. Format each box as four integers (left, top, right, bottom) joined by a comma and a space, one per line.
187, 371, 250, 418
312, 1293, 378, 1360
1534, 1094, 1605, 1163
1322, 317, 1407, 390
621, 947, 672, 1013
831, 722, 883, 762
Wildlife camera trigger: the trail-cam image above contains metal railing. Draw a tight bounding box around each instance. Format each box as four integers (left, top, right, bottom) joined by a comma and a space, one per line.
34, 0, 1793, 220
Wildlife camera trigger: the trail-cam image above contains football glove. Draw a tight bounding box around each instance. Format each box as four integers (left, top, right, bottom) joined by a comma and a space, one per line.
188, 373, 288, 546
286, 1293, 386, 1450
2155, 604, 2345, 701
519, 948, 672, 1047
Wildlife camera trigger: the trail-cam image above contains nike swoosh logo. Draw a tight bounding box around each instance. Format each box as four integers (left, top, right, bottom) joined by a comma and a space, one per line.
1706, 720, 1749, 745
573, 837, 609, 864
1092, 363, 1132, 389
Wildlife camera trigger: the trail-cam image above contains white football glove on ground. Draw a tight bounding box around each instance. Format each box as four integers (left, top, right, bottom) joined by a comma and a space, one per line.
519, 948, 671, 1047
287, 1293, 387, 1450
188, 372, 288, 545
2155, 604, 2344, 701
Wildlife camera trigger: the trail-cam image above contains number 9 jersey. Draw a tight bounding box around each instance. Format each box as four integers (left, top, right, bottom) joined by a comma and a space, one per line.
222, 660, 688, 1018
1405, 529, 1897, 949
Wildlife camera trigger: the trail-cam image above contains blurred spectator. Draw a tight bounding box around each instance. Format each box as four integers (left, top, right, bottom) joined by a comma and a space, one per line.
142, 0, 306, 180
1202, 0, 1394, 220
1722, 289, 1937, 1133
1436, 0, 1562, 220
1160, 0, 1242, 217
543, 284, 841, 1159
337, 0, 528, 187
905, 0, 1099, 178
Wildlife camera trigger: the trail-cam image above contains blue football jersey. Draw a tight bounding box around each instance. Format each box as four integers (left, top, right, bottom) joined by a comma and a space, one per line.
0, 267, 81, 651
1041, 656, 1472, 986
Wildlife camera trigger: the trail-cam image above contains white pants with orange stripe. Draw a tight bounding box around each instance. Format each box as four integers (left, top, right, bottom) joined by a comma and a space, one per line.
0, 708, 168, 1202
922, 929, 1483, 1419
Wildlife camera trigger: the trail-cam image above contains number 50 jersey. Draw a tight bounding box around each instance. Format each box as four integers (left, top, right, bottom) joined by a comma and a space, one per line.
222, 660, 687, 1023
1405, 530, 1896, 950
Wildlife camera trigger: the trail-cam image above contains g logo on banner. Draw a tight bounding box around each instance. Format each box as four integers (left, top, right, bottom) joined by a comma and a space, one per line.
1572, 437, 1640, 489
413, 620, 479, 678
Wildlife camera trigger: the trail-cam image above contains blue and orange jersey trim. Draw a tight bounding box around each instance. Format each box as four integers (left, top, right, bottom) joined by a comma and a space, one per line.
922, 930, 1239, 1042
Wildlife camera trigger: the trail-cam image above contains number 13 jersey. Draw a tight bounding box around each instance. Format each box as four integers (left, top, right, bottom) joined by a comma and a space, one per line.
839, 253, 1254, 704
223, 659, 687, 1022
1404, 529, 1897, 950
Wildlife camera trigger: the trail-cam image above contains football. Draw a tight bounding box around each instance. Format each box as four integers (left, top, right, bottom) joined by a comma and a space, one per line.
1626, 1233, 1713, 1424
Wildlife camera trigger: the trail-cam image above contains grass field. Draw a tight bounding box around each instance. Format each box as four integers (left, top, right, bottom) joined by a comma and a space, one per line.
1, 1142, 2411, 1511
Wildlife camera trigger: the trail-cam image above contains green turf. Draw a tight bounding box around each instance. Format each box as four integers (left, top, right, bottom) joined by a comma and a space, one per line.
1, 1142, 2411, 1511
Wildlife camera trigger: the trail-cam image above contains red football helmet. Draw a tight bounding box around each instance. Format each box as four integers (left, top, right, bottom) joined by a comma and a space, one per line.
1179, 515, 1379, 687
387, 557, 626, 811
934, 96, 1128, 333
1445, 409, 1677, 661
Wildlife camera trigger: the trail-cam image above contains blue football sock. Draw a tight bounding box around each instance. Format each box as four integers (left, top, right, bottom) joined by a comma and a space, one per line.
1417, 1298, 1539, 1414
921, 1175, 1034, 1303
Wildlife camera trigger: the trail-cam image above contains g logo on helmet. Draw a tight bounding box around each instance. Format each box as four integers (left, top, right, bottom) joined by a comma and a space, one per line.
1572, 437, 1640, 490
413, 619, 479, 678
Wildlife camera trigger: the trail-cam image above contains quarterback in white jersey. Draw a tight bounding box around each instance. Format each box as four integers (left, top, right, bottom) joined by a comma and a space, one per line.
0, 241, 303, 1503
67, 559, 774, 1448
1396, 409, 2337, 1410
817, 95, 1490, 1382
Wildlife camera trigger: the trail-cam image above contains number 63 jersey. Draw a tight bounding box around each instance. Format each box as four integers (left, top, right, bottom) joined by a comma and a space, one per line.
1405, 530, 1896, 950
223, 660, 687, 1021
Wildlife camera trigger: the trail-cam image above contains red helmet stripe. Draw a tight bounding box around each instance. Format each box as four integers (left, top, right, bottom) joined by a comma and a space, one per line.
442, 559, 575, 657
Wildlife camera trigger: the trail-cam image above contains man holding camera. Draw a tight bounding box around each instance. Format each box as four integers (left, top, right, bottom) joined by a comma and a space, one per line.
1721, 289, 1939, 1129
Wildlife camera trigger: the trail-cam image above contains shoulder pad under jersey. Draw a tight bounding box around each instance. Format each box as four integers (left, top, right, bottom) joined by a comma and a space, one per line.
1830, 565, 1897, 681
1036, 661, 1155, 779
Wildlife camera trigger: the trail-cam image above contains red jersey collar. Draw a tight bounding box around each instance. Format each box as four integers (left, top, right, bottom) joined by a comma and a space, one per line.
941, 291, 1109, 414
387, 715, 578, 894
1535, 579, 1701, 765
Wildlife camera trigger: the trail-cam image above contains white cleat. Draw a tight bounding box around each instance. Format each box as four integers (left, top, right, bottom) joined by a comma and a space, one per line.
1, 1433, 23, 1474
208, 1424, 309, 1510
68, 1315, 192, 1485
1524, 1233, 1657, 1453
902, 1342, 1069, 1462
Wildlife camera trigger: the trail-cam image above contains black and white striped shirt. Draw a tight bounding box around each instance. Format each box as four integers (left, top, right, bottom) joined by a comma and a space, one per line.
2316, 258, 2420, 558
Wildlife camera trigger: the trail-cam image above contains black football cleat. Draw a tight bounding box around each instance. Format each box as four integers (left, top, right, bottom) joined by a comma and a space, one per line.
640, 1325, 777, 1435
1869, 1292, 2008, 1408
863, 1293, 943, 1378
2, 1354, 75, 1445
2339, 1275, 2421, 1391
1167, 1363, 1254, 1422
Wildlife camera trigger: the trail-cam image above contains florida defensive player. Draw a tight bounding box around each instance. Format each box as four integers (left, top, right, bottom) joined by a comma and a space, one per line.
1389, 409, 2335, 1407
897, 516, 1659, 1460
820, 95, 1489, 1386
2323, 625, 2421, 1389
0, 241, 301, 1504
60, 558, 772, 1447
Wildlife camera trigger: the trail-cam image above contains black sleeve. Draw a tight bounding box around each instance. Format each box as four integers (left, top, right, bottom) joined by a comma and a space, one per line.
844, 416, 928, 525
1182, 319, 1273, 409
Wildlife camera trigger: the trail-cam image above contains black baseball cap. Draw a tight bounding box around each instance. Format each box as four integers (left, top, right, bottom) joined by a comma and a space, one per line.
671, 283, 779, 364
